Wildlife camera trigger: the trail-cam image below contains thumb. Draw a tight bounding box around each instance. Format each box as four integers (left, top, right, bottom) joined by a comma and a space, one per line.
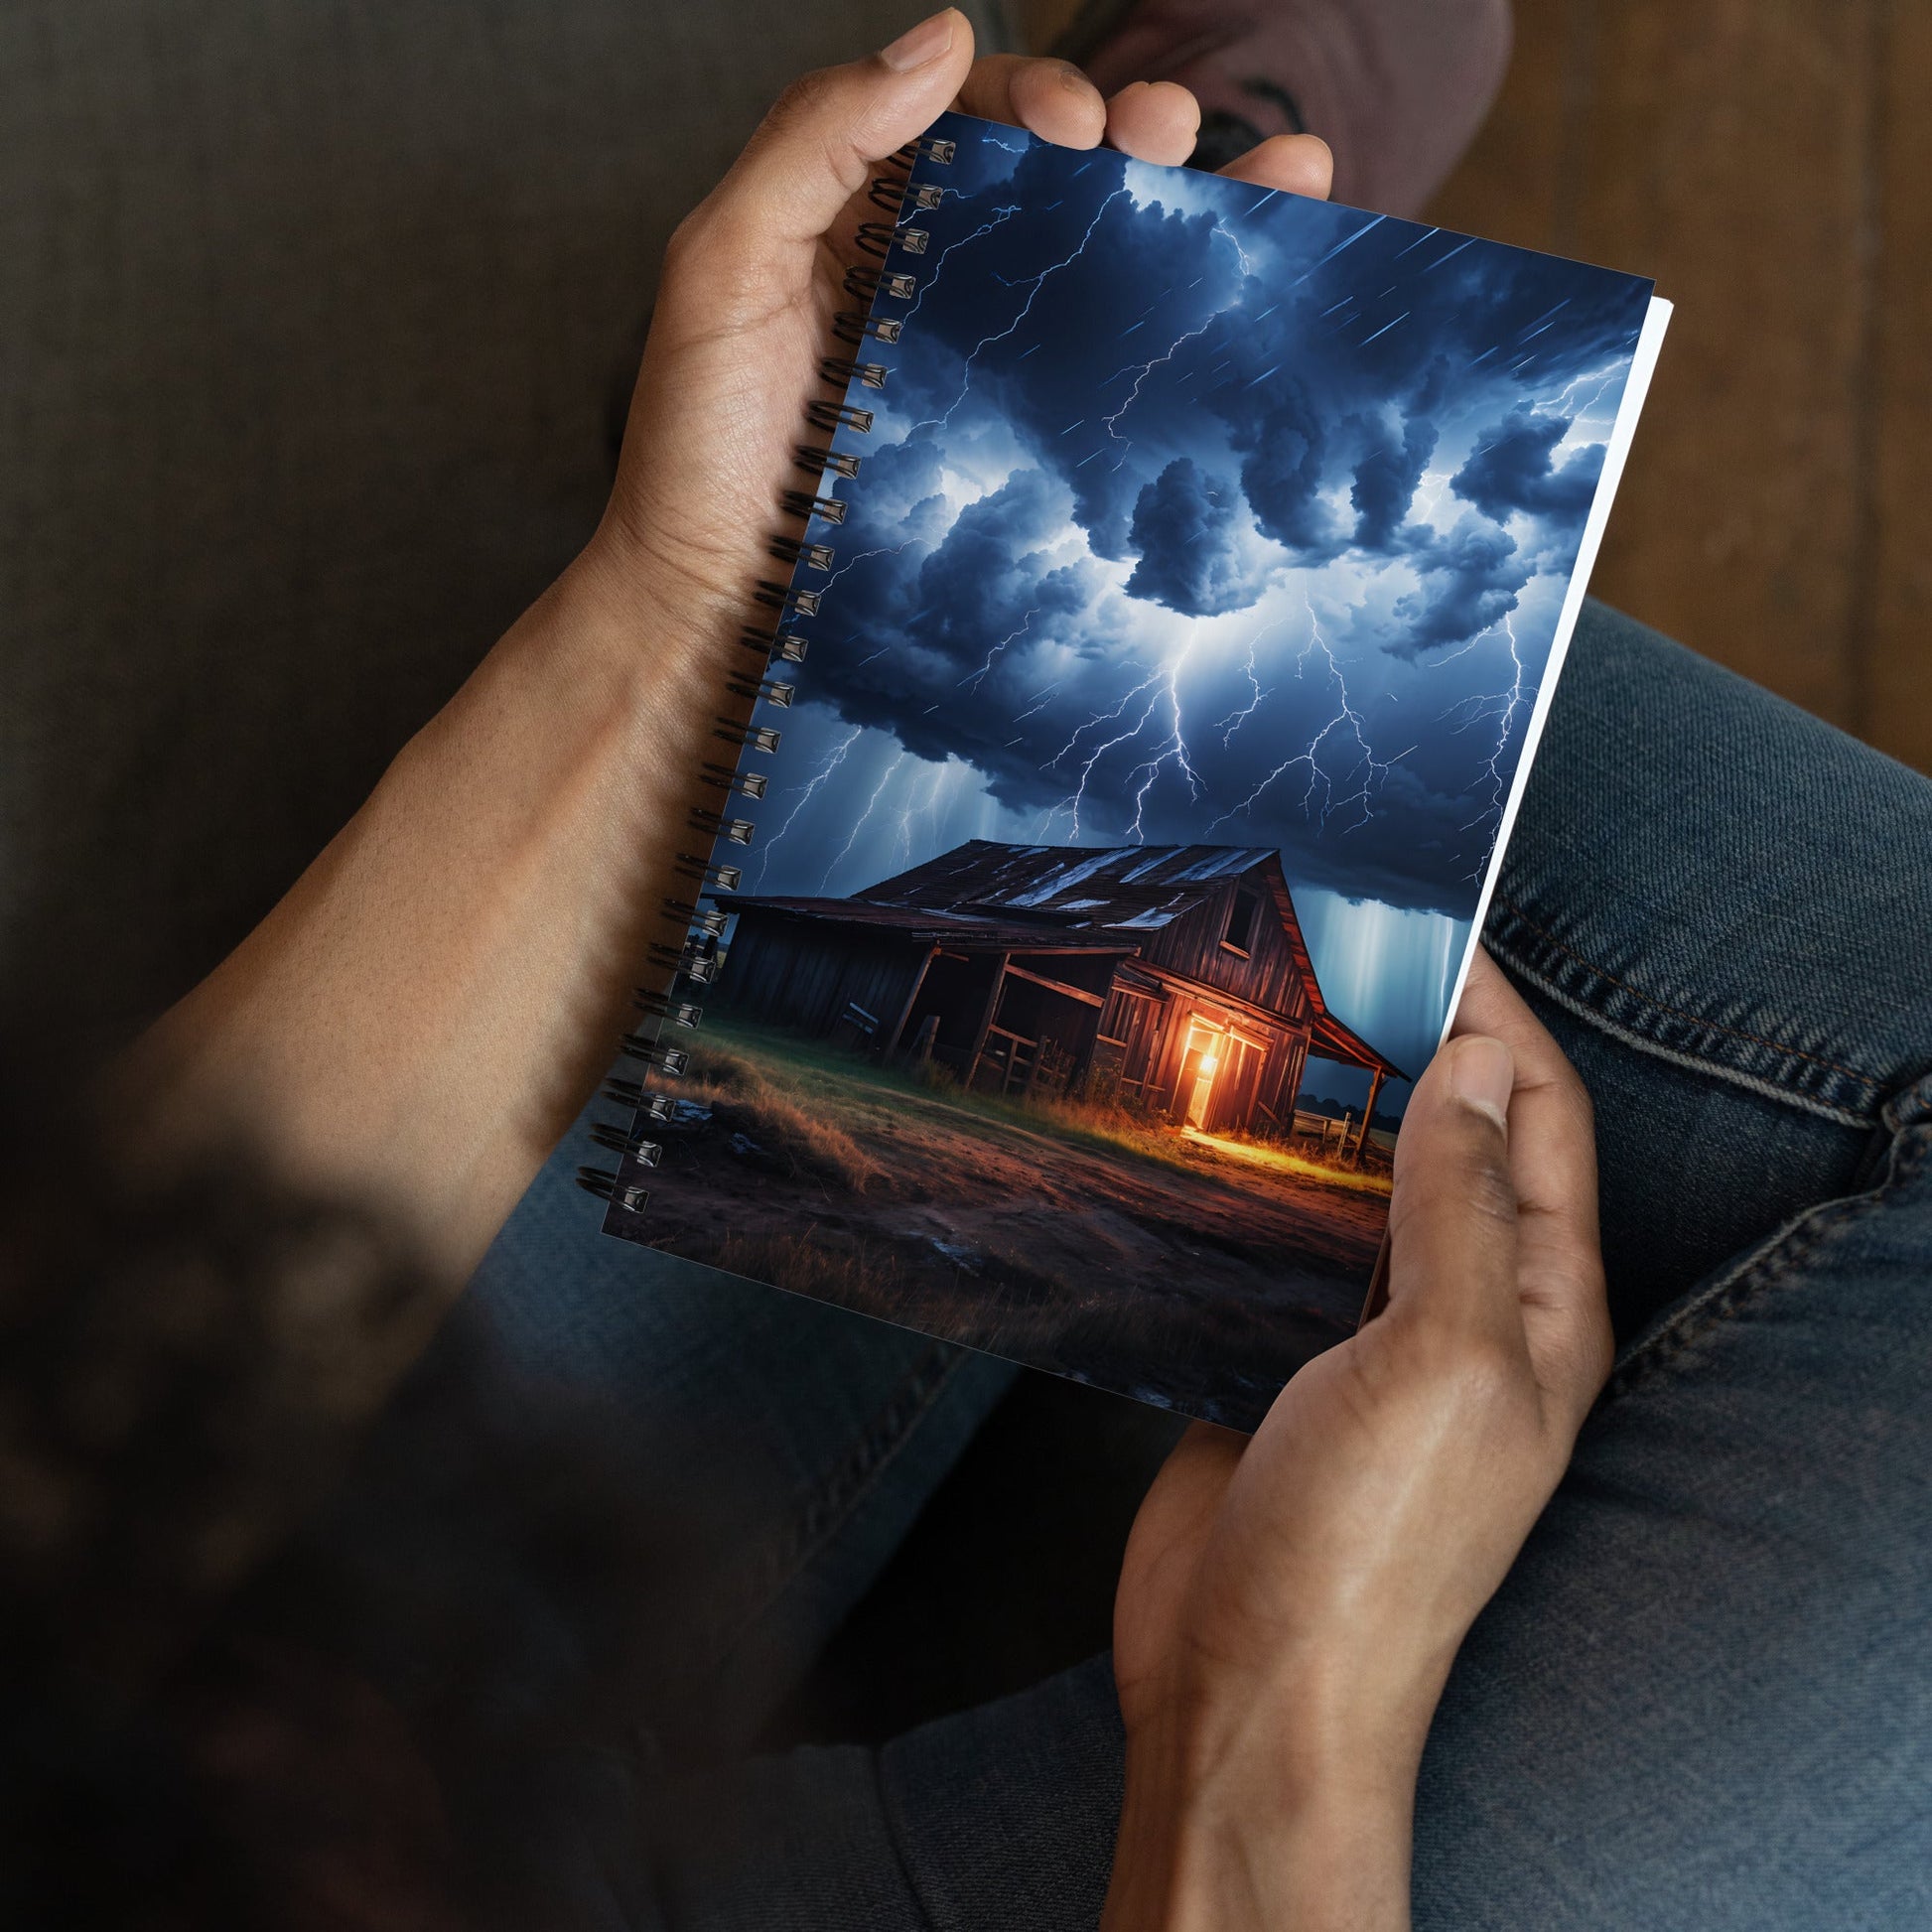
687, 9, 974, 281
1386, 1033, 1525, 1351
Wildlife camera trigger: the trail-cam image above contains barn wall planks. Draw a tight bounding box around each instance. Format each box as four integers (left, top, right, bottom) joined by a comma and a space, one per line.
1137, 880, 1310, 1021
713, 917, 924, 1041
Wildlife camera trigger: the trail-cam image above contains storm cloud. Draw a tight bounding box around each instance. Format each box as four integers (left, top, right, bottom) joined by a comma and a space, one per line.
1392, 518, 1529, 656
1452, 406, 1606, 531
1125, 459, 1270, 616
739, 112, 1652, 932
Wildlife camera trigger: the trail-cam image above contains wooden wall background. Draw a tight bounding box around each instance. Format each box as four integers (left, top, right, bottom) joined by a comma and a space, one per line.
1426, 0, 1929, 771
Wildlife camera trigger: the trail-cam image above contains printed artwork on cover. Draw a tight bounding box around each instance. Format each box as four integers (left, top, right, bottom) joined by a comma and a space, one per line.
609, 112, 1658, 1430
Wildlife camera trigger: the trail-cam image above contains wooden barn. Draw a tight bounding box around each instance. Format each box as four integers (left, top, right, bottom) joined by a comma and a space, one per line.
711, 841, 1403, 1145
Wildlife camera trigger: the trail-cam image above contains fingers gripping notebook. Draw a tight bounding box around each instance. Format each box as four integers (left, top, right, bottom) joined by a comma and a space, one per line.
581, 111, 1670, 1431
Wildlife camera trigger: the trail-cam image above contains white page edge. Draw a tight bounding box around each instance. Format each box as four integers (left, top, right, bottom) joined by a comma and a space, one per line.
1430, 293, 1675, 1059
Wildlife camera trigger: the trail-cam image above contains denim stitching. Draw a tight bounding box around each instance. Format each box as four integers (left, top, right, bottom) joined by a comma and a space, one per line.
1491, 894, 1881, 1088
1483, 893, 1877, 1089
1596, 1122, 1930, 1407
873, 1741, 944, 1932
1488, 937, 1878, 1131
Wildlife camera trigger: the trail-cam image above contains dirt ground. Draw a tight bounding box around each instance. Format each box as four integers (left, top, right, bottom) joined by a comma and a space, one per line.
627, 1020, 1390, 1431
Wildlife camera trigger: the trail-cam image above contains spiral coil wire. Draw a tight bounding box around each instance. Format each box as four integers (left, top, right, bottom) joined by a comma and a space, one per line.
579, 134, 950, 1210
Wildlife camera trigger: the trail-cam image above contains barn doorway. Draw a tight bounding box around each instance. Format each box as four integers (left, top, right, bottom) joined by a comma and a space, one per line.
1179, 1021, 1225, 1128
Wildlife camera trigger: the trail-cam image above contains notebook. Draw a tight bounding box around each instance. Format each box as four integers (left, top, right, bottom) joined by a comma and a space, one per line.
581, 110, 1670, 1432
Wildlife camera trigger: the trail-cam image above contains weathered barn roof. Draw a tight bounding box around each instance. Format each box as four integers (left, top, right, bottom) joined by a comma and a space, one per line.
711, 892, 1145, 955
860, 840, 1284, 929
722, 840, 1403, 1076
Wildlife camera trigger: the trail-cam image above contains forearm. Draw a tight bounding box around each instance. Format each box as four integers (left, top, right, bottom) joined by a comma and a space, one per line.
130, 539, 733, 1286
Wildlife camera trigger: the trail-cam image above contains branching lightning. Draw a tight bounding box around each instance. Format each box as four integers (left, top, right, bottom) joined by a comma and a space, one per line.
818, 750, 905, 892
1100, 309, 1226, 467
1213, 618, 1284, 745
905, 205, 1022, 321
755, 152, 1630, 917
1551, 361, 1624, 429
1436, 607, 1529, 861
823, 537, 920, 591
1038, 664, 1168, 839
892, 760, 951, 866
1036, 625, 1207, 841
960, 607, 1040, 690
755, 727, 862, 887
1212, 222, 1255, 278
1207, 586, 1412, 836
1123, 642, 1205, 839
910, 188, 1132, 433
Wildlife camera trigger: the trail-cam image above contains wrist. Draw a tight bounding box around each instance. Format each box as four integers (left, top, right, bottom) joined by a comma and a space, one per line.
1103, 1678, 1427, 1932
507, 528, 739, 734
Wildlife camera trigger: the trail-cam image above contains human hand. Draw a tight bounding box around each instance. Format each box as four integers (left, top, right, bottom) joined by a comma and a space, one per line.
1103, 950, 1612, 1932
576, 6, 1334, 656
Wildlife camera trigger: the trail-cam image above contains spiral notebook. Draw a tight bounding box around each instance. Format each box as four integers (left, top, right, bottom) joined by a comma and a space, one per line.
581, 111, 1670, 1431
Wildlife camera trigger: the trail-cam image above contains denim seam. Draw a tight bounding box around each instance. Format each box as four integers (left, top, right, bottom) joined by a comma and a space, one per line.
702, 1343, 967, 1676
871, 1741, 944, 1932
1489, 893, 1881, 1090
1596, 1120, 1930, 1407
1491, 941, 1875, 1131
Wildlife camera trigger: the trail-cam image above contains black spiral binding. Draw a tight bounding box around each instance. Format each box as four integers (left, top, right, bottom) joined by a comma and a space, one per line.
577, 130, 956, 1217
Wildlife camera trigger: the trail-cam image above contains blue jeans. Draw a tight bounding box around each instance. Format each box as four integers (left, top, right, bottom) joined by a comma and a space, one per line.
334, 602, 1932, 1928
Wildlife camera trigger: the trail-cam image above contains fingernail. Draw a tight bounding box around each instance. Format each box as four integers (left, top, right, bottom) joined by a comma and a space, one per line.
1449, 1035, 1513, 1135
880, 8, 956, 71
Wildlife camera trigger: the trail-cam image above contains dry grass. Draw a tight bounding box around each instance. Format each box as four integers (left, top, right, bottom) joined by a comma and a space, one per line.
706, 1226, 912, 1305
690, 1020, 1389, 1202
912, 1070, 1395, 1193
678, 1036, 884, 1193
1178, 1127, 1393, 1196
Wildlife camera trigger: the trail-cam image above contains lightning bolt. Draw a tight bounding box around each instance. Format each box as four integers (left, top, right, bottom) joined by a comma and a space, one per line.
1212, 221, 1255, 279
1207, 586, 1410, 836
822, 536, 920, 591
1040, 666, 1166, 839
755, 727, 862, 887
1436, 608, 1530, 860
1551, 361, 1624, 428
1124, 643, 1205, 839
1213, 618, 1285, 746
904, 204, 1023, 321
960, 607, 1040, 690
819, 749, 905, 892
910, 188, 1132, 433
1477, 607, 1529, 817
893, 760, 950, 866
1097, 209, 1254, 468
1037, 622, 1207, 843
1101, 309, 1225, 466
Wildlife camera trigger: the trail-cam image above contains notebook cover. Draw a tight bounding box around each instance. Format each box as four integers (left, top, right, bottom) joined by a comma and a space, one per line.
600, 111, 1669, 1431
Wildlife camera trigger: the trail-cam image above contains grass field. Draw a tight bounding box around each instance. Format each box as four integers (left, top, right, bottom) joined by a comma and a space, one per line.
639, 1018, 1391, 1430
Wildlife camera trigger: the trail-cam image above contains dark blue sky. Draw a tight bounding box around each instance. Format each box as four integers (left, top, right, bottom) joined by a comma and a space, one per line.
733, 112, 1653, 1075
